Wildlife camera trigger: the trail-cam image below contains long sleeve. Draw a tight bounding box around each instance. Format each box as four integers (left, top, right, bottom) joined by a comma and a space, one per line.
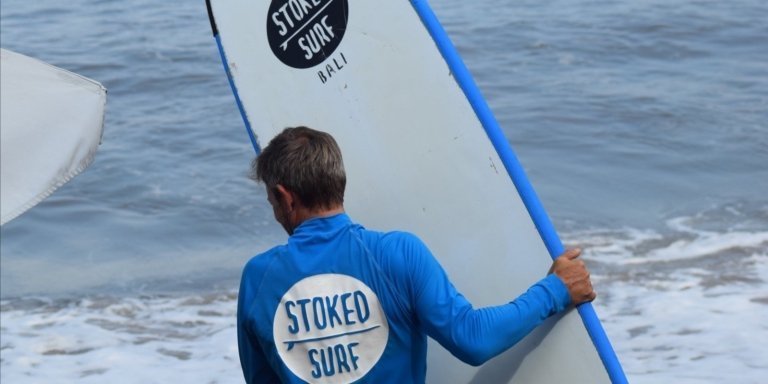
238, 263, 280, 384
401, 235, 572, 366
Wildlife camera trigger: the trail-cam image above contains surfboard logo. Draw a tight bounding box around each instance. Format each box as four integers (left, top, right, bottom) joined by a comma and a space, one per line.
266, 0, 349, 69
274, 274, 389, 383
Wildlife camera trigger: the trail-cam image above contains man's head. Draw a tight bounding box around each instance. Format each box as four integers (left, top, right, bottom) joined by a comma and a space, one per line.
251, 127, 346, 224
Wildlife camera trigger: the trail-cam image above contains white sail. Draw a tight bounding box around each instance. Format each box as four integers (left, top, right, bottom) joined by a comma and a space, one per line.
0, 48, 106, 225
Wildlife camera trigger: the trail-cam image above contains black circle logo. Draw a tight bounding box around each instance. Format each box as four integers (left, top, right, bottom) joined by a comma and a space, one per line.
266, 0, 349, 69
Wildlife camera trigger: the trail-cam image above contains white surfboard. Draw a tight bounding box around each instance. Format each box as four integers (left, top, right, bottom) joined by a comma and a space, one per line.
206, 1, 626, 383
0, 48, 106, 225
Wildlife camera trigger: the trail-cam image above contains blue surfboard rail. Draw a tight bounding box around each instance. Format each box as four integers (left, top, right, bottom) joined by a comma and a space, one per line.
410, 1, 627, 383
206, 0, 261, 154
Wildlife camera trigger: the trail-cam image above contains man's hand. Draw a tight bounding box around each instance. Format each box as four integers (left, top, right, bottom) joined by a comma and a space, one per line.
551, 248, 596, 305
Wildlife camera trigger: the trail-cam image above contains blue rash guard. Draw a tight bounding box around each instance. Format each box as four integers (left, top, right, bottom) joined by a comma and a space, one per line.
238, 213, 571, 384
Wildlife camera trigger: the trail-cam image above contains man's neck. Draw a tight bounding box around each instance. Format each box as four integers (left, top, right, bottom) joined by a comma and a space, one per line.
288, 205, 345, 234
300, 205, 345, 222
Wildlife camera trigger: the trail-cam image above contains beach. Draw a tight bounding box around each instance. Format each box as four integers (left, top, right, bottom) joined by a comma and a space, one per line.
1, 0, 767, 382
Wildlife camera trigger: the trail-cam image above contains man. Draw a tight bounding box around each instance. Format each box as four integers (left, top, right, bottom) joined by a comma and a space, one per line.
238, 126, 595, 383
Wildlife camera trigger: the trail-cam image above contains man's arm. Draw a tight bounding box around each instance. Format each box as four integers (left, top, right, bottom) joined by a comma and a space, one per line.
400, 235, 594, 366
237, 263, 280, 384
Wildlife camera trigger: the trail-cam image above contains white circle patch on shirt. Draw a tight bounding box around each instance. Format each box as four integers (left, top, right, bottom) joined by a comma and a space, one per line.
273, 273, 389, 384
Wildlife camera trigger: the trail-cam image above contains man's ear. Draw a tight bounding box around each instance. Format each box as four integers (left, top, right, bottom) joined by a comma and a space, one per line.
274, 184, 295, 212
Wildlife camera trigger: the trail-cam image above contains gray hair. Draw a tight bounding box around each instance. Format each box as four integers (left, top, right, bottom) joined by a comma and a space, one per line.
250, 126, 346, 210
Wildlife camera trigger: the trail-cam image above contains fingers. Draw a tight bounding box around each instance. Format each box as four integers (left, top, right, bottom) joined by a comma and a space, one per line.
562, 248, 582, 260
552, 248, 596, 305
574, 279, 597, 304
581, 289, 597, 304
550, 248, 580, 273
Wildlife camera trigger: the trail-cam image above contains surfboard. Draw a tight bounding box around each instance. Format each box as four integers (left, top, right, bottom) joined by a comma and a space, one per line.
0, 48, 107, 226
206, 1, 626, 383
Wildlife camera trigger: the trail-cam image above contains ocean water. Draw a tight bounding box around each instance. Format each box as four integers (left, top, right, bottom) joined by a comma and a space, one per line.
1, 0, 766, 383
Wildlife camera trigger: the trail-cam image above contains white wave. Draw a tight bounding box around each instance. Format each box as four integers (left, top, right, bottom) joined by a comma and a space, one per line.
565, 215, 768, 265
595, 252, 768, 384
3, 215, 767, 383
634, 230, 768, 264
1, 293, 241, 384
562, 213, 768, 383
